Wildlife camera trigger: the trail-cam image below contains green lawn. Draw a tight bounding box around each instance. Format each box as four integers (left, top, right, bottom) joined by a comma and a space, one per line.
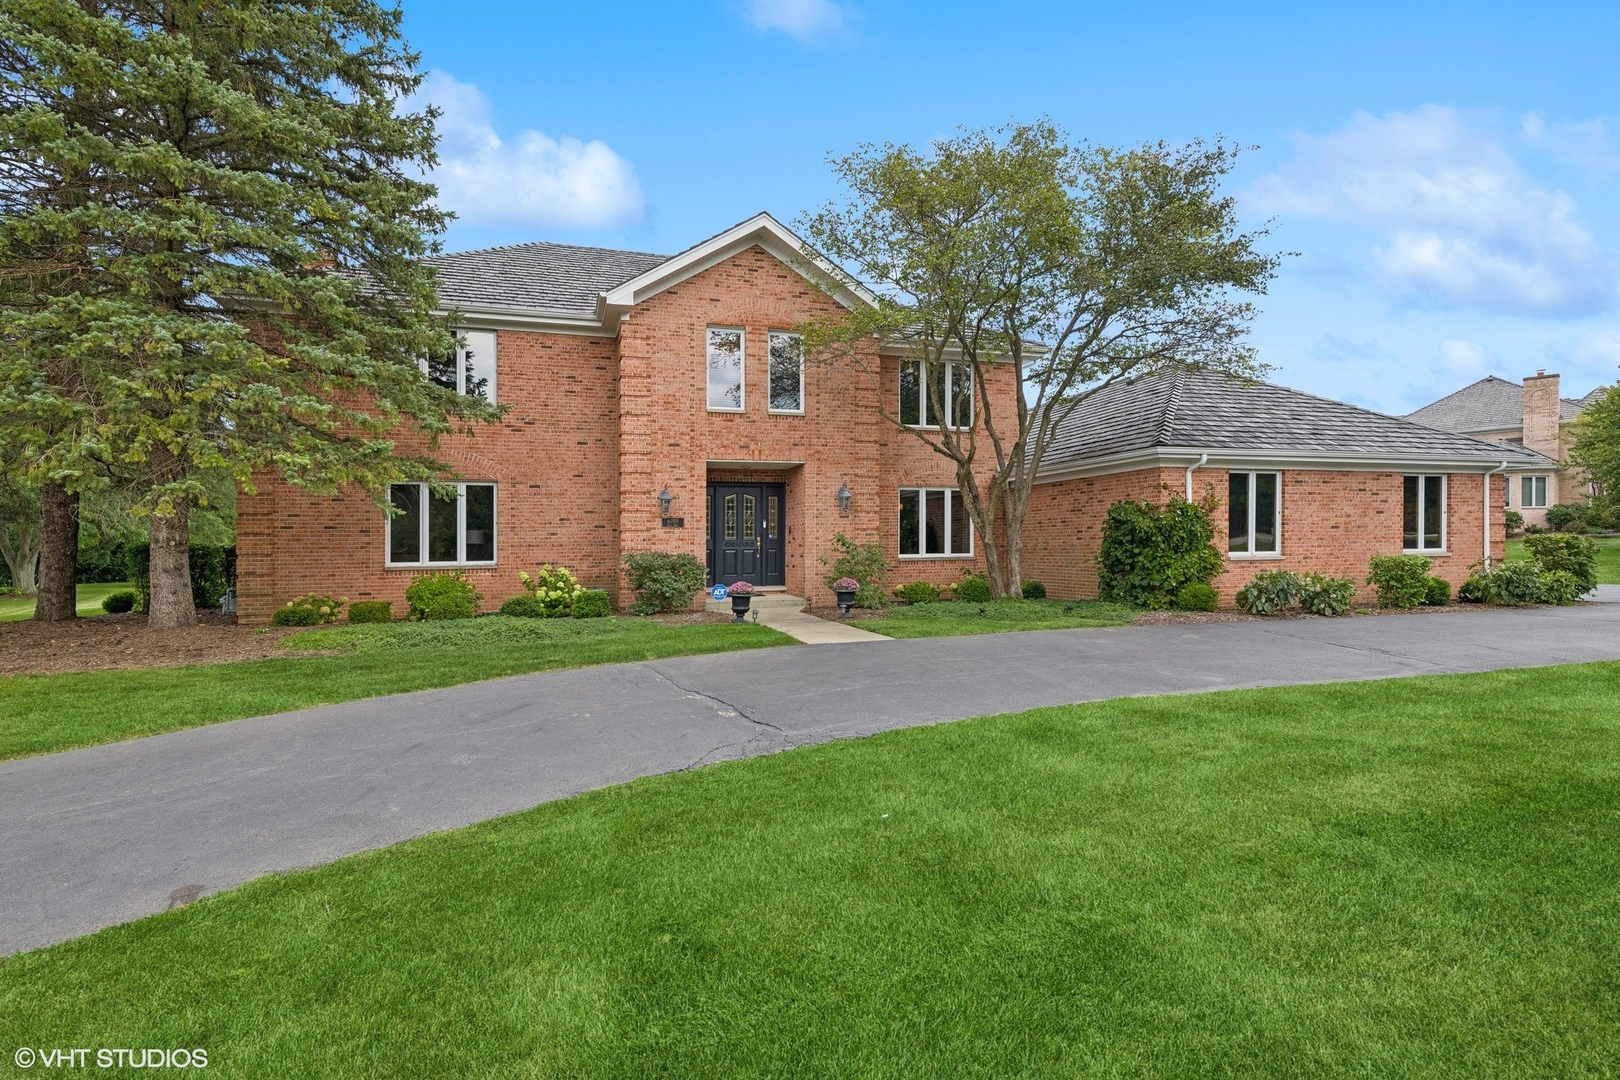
1505, 535, 1620, 583
5, 663, 1617, 1077
853, 597, 1138, 638
0, 616, 793, 762
0, 581, 133, 622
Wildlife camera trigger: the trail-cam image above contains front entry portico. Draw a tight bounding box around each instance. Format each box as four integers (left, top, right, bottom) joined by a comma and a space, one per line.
706, 482, 786, 587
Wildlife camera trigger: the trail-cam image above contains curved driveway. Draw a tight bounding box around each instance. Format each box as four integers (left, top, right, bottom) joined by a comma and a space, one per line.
5, 602, 1620, 956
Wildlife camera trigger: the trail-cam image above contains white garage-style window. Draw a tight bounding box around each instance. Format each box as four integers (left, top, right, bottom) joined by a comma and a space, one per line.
1228, 472, 1281, 556
425, 330, 497, 402
899, 359, 973, 429
899, 487, 973, 557
1403, 475, 1446, 552
387, 483, 496, 566
768, 331, 803, 413
1520, 475, 1549, 508
707, 327, 744, 411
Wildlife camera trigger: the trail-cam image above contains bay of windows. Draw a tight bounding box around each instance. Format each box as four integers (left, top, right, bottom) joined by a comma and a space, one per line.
1228, 472, 1280, 556
1403, 475, 1446, 552
425, 330, 496, 402
899, 487, 973, 557
388, 483, 496, 566
900, 359, 973, 429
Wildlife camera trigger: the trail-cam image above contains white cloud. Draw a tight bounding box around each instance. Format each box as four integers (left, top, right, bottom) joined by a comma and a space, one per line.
743, 0, 850, 42
1574, 330, 1620, 368
408, 71, 644, 231
1437, 338, 1492, 377
1250, 106, 1616, 315
1522, 112, 1620, 171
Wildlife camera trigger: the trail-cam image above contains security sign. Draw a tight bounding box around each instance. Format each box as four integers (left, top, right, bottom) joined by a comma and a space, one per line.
710, 584, 728, 600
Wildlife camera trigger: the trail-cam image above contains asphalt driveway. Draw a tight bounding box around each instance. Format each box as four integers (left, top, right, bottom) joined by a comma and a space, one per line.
4, 602, 1620, 956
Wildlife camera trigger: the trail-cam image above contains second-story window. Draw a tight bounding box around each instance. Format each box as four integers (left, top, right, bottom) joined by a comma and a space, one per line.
900, 359, 972, 428
707, 327, 744, 411
768, 331, 803, 413
425, 330, 497, 402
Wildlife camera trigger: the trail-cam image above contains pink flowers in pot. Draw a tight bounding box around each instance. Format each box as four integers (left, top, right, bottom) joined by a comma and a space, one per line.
727, 580, 756, 596
832, 577, 860, 592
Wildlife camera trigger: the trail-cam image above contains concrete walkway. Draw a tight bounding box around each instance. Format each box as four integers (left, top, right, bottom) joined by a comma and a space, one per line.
705, 593, 889, 643
4, 602, 1620, 956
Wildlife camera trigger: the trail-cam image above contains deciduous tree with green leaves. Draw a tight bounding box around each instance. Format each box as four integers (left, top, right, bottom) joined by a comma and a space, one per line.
0, 0, 495, 626
1569, 381, 1619, 509
800, 121, 1280, 597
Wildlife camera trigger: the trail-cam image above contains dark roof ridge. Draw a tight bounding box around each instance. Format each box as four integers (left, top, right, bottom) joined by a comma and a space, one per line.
429, 238, 670, 262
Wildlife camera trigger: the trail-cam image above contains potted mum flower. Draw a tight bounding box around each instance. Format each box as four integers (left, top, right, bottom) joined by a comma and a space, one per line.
832, 576, 860, 619
726, 579, 756, 621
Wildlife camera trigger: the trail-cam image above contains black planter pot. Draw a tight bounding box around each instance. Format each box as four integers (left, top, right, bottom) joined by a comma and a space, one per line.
834, 589, 857, 619
730, 593, 753, 622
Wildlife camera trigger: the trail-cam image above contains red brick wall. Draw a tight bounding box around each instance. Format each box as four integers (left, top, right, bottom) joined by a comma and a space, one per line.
1022, 466, 1505, 607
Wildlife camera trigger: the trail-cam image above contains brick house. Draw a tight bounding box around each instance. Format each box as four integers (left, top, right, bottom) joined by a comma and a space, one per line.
1406, 372, 1605, 527
1021, 370, 1547, 606
236, 215, 1549, 622
237, 213, 1015, 623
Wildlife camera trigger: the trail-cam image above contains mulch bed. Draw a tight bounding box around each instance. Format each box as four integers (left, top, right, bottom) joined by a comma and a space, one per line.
0, 614, 311, 678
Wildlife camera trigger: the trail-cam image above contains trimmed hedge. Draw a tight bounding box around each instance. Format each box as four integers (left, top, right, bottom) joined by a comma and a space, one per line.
100, 590, 137, 614
1021, 580, 1047, 600
955, 574, 992, 603
406, 571, 479, 621
895, 581, 941, 604
1174, 582, 1218, 612
1366, 554, 1432, 609
622, 552, 708, 615
571, 589, 611, 619
347, 600, 392, 624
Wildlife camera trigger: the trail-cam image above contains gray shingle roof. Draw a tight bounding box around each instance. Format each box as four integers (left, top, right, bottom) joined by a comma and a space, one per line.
1038, 369, 1548, 474
425, 241, 670, 317
1404, 375, 1595, 433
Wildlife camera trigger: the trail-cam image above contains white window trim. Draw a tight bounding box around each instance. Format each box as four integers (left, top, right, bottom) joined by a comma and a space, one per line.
766, 330, 805, 415
901, 359, 973, 430
1228, 471, 1283, 560
1520, 475, 1549, 509
421, 329, 497, 403
898, 486, 975, 559
385, 482, 498, 568
1404, 474, 1448, 554
706, 326, 746, 413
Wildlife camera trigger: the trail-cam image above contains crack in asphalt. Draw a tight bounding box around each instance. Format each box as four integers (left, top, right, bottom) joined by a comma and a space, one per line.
644, 663, 787, 734
1249, 623, 1446, 667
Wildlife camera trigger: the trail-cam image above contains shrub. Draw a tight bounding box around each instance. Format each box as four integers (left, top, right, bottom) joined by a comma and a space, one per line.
1421, 576, 1450, 606
571, 589, 611, 618
1504, 510, 1525, 535
1097, 497, 1223, 609
126, 542, 236, 611
955, 573, 992, 603
1367, 554, 1432, 609
1523, 533, 1599, 595
499, 594, 549, 618
272, 593, 346, 627
1021, 580, 1047, 600
1459, 562, 1545, 606
894, 581, 941, 604
100, 590, 137, 614
1560, 519, 1590, 534
1235, 570, 1301, 615
1298, 573, 1356, 617
1539, 569, 1583, 606
518, 564, 580, 617
822, 533, 889, 608
1544, 503, 1587, 532
622, 552, 708, 615
347, 600, 392, 624
405, 572, 479, 621
1174, 582, 1219, 612
1588, 505, 1618, 532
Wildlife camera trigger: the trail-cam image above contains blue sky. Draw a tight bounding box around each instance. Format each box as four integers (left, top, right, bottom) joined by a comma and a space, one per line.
399, 0, 1620, 413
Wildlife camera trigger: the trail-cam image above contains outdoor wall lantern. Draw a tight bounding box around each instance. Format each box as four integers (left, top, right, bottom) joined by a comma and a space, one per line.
658, 486, 674, 516
837, 483, 852, 515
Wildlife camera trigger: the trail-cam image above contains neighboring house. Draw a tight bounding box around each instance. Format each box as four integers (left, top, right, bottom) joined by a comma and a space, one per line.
236, 215, 1546, 622
1021, 371, 1546, 606
1406, 372, 1602, 527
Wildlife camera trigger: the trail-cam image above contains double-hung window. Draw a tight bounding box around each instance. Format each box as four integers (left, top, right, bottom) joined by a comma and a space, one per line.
768, 331, 803, 413
1228, 472, 1281, 556
1403, 475, 1446, 552
425, 330, 497, 402
707, 327, 744, 411
1520, 475, 1548, 508
899, 359, 973, 429
387, 483, 496, 566
899, 487, 973, 557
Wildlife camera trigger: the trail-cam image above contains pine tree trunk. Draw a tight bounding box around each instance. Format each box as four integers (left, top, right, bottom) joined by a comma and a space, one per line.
32, 482, 79, 621
147, 499, 196, 629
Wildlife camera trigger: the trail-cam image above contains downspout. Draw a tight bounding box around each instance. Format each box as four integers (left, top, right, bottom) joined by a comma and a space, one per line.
1185, 454, 1209, 501
1484, 461, 1509, 566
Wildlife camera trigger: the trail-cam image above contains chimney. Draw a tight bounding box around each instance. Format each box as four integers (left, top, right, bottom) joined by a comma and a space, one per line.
1521, 371, 1562, 460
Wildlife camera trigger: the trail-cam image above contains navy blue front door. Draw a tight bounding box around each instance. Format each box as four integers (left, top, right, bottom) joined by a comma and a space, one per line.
707, 483, 785, 587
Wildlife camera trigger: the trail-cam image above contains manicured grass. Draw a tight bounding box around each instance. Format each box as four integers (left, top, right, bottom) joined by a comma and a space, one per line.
0, 581, 134, 622
853, 597, 1138, 637
7, 663, 1618, 1077
1505, 535, 1620, 583
0, 616, 793, 762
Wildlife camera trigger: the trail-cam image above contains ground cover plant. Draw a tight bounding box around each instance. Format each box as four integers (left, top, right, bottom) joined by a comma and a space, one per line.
852, 598, 1136, 638
0, 582, 133, 623
1506, 536, 1619, 584
3, 663, 1617, 1077
0, 616, 792, 761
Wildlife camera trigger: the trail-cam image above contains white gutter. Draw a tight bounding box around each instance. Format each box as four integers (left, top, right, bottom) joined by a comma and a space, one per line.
1185, 453, 1209, 500
1484, 460, 1509, 566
